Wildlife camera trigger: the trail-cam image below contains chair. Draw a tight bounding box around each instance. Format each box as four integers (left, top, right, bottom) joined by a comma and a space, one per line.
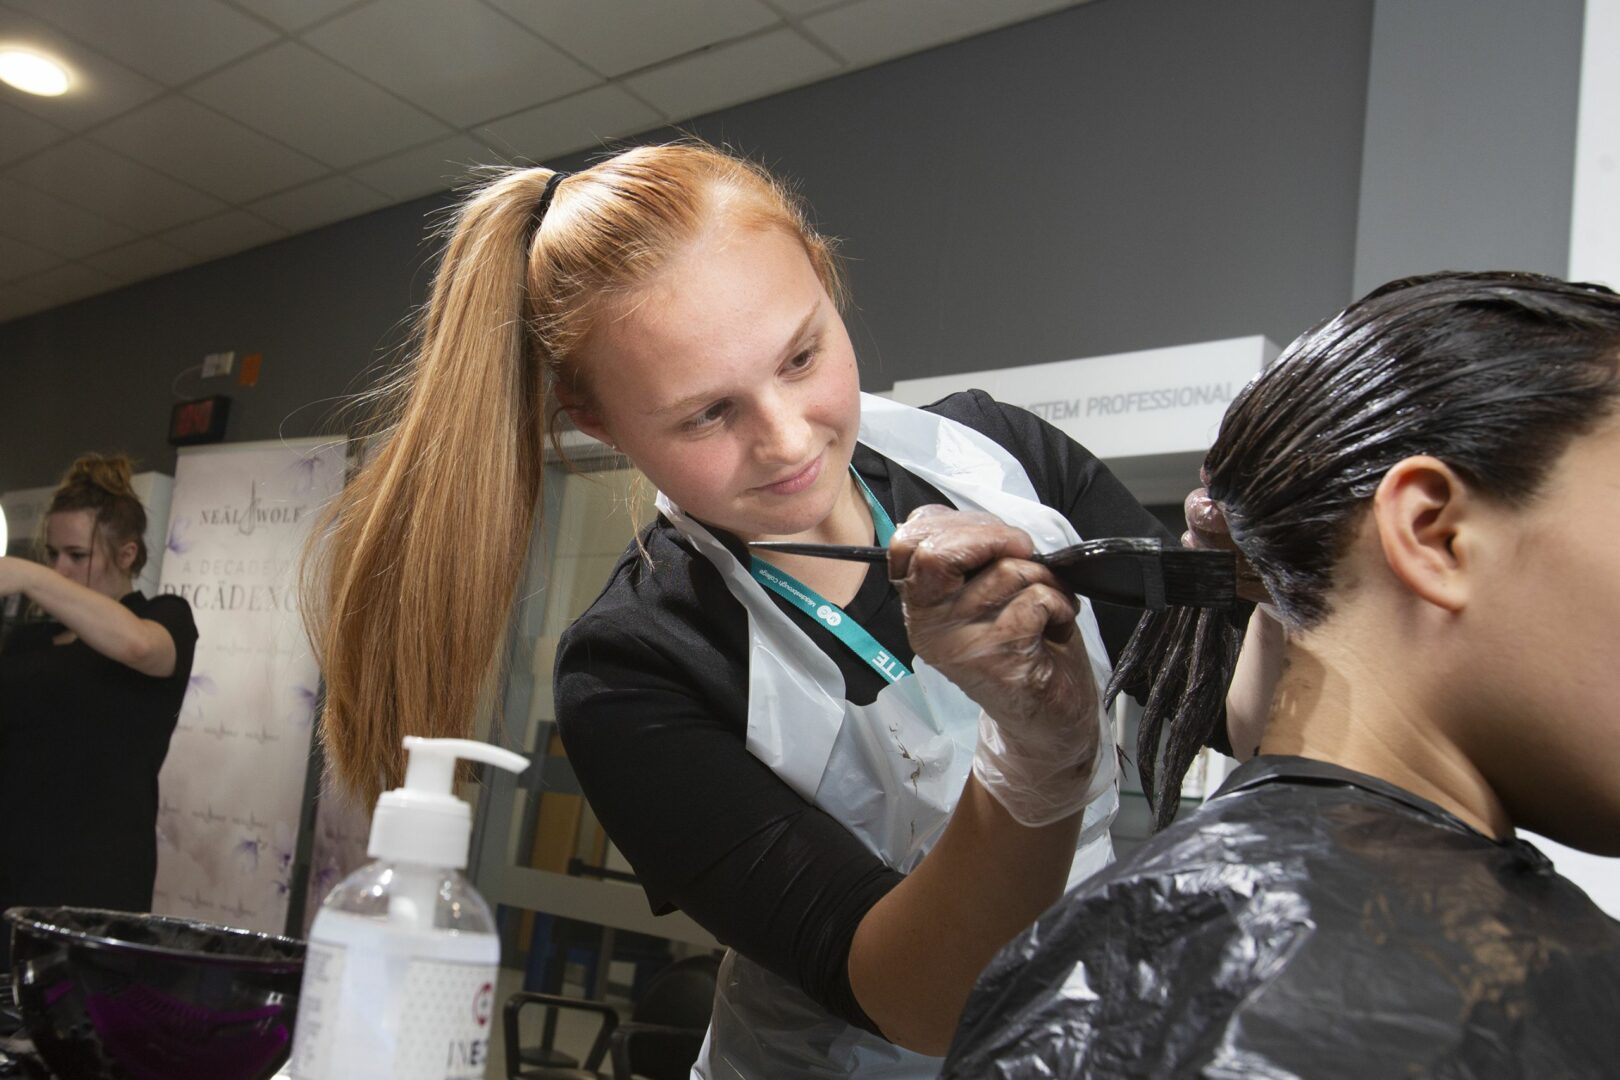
504, 911, 676, 1070
505, 953, 720, 1080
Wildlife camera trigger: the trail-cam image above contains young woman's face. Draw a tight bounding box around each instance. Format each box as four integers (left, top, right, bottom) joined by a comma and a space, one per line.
1460, 409, 1620, 853
44, 509, 132, 598
573, 223, 862, 541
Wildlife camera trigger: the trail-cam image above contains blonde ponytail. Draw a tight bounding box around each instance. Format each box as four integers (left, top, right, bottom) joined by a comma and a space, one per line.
307, 170, 564, 805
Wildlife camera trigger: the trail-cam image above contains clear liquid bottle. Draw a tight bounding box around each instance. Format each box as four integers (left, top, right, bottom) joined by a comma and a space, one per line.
287, 737, 529, 1080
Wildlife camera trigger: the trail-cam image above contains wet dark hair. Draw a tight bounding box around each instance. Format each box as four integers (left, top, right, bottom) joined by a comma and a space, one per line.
47, 453, 148, 578
1109, 271, 1620, 828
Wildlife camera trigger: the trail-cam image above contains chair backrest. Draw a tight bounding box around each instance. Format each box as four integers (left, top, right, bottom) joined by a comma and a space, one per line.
623, 953, 720, 1080
631, 954, 720, 1030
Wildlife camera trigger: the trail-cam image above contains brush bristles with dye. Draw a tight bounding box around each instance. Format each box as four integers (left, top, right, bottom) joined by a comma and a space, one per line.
1155, 547, 1238, 607
1032, 542, 1235, 610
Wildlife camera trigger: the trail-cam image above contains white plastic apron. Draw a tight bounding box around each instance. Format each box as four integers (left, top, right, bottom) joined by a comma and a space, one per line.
658, 394, 1119, 1080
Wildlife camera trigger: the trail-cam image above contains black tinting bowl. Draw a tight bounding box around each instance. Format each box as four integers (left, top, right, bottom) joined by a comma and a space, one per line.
5, 907, 304, 1080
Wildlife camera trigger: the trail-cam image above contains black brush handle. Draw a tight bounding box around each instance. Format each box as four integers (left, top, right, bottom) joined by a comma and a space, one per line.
748, 537, 1234, 610
750, 537, 1170, 564
746, 541, 888, 561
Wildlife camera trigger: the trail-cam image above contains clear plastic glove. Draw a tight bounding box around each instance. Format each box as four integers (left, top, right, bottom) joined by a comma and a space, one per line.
1183, 478, 1275, 610
888, 505, 1100, 828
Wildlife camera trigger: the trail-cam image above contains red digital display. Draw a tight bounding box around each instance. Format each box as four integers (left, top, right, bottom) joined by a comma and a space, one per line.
168, 395, 231, 446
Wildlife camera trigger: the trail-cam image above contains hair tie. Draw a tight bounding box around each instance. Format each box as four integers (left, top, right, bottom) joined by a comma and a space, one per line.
531, 171, 571, 233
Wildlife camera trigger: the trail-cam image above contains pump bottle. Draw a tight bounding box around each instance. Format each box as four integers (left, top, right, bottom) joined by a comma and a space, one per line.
286, 737, 529, 1080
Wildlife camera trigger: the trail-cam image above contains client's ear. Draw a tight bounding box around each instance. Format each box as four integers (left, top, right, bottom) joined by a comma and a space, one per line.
1371, 456, 1471, 613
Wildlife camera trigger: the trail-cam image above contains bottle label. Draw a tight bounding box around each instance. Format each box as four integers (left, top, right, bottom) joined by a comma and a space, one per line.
396, 957, 497, 1078
287, 920, 498, 1079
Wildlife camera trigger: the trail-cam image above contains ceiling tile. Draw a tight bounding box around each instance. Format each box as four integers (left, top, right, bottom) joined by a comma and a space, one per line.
91, 96, 327, 203
81, 237, 199, 284
486, 0, 779, 78
0, 9, 166, 130
229, 0, 368, 33
23, 260, 120, 305
187, 42, 449, 169
623, 27, 839, 124
159, 209, 288, 260
0, 174, 140, 254
246, 174, 387, 231
0, 98, 67, 166
0, 232, 64, 281
304, 0, 599, 127
346, 133, 505, 201
4, 0, 277, 86
804, 0, 1079, 67
765, 0, 851, 15
476, 84, 662, 164
8, 140, 226, 232
0, 281, 54, 323
0, 0, 1098, 311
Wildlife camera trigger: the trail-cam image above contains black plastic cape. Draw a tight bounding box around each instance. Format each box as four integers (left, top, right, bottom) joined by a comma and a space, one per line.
943, 756, 1620, 1079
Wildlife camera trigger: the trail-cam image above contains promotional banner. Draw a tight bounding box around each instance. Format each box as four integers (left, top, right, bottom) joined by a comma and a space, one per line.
153, 438, 345, 934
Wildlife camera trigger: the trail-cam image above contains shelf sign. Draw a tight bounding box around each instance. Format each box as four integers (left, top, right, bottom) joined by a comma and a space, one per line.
887, 336, 1277, 462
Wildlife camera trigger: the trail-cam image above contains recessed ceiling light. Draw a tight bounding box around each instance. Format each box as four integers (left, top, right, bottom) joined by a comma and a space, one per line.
0, 48, 71, 97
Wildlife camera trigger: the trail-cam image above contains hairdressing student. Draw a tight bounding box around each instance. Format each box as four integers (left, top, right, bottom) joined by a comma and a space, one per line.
307, 142, 1266, 1078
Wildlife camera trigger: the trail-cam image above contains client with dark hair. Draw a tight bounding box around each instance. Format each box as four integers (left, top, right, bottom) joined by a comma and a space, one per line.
939, 272, 1620, 1078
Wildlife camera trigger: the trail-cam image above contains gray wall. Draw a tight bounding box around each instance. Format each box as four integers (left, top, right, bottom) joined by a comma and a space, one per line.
0, 0, 1375, 493
1354, 0, 1585, 296
0, 203, 446, 492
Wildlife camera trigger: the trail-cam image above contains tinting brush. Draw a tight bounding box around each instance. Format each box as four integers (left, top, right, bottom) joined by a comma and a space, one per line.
746, 536, 1237, 610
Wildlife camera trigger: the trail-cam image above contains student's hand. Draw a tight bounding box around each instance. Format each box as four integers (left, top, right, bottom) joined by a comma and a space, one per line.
889, 506, 1099, 825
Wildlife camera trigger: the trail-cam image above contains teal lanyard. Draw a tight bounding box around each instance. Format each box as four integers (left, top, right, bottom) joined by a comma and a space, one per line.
748, 468, 912, 684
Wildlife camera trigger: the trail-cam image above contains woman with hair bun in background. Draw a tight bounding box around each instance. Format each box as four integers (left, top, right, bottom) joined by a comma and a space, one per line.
306, 141, 1267, 1076
0, 453, 198, 964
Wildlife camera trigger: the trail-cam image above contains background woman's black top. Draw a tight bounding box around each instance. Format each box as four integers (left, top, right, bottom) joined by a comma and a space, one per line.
556, 391, 1177, 1032
0, 592, 198, 926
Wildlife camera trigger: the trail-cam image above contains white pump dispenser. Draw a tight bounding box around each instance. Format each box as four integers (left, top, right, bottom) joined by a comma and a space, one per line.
287, 737, 529, 1080
370, 737, 529, 873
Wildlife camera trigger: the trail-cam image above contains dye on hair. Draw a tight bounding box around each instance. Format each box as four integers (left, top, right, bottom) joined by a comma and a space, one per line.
1110, 271, 1620, 828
